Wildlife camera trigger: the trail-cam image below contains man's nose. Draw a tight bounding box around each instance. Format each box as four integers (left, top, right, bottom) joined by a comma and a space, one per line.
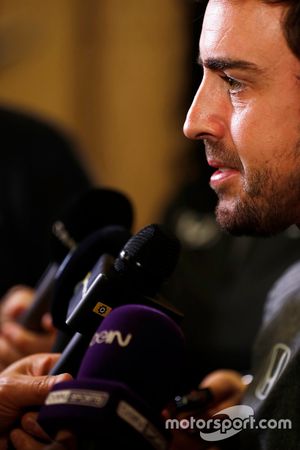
183, 78, 227, 141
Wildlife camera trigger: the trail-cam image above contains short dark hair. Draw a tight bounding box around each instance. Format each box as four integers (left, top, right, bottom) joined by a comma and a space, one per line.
198, 0, 300, 60
263, 1, 300, 59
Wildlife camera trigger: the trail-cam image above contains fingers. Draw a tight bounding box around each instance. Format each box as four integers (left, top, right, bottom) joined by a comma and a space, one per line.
0, 286, 57, 369
21, 412, 51, 442
28, 353, 64, 377
0, 321, 56, 357
162, 370, 246, 450
48, 431, 78, 450
0, 336, 22, 369
10, 428, 51, 450
199, 369, 247, 415
15, 373, 72, 407
200, 369, 246, 396
167, 370, 246, 421
0, 330, 56, 371
0, 286, 35, 321
0, 354, 72, 434
0, 372, 71, 432
0, 353, 62, 377
41, 313, 56, 334
10, 428, 77, 450
20, 414, 78, 450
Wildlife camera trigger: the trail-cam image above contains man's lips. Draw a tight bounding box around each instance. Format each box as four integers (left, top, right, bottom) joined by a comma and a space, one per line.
207, 160, 240, 187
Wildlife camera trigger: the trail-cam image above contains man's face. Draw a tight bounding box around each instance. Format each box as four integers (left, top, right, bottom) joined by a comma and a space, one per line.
184, 0, 300, 236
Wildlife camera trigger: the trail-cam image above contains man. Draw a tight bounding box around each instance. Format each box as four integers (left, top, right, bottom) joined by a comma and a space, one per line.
180, 0, 300, 448
185, 0, 300, 237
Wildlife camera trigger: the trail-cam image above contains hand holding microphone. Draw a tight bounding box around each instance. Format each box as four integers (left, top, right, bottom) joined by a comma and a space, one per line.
0, 287, 56, 371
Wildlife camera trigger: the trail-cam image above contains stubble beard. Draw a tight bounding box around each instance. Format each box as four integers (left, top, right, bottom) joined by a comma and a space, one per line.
206, 141, 300, 237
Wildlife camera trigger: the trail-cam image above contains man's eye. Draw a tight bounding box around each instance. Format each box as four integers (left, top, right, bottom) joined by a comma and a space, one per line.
220, 75, 243, 93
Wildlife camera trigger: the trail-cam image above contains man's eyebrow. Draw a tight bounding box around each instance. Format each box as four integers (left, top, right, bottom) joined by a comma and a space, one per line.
198, 56, 264, 73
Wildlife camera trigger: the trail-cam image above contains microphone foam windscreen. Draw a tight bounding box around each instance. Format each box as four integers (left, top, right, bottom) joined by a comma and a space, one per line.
114, 224, 181, 295
38, 305, 186, 447
77, 304, 185, 410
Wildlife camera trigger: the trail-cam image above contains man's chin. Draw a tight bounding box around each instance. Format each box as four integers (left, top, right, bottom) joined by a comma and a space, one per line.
215, 202, 278, 237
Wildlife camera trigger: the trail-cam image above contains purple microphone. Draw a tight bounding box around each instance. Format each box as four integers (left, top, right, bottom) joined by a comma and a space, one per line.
38, 304, 186, 449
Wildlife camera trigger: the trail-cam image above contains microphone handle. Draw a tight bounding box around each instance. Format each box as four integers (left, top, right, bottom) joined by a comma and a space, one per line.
49, 332, 91, 377
51, 329, 74, 352
18, 264, 58, 332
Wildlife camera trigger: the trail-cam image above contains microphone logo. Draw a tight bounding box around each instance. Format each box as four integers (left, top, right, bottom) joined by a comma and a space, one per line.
92, 302, 112, 318
90, 330, 132, 347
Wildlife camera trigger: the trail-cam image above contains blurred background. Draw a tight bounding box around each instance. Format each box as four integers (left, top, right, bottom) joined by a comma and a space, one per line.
0, 0, 198, 231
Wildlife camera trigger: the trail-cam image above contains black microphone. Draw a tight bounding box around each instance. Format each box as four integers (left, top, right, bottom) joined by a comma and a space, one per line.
52, 226, 132, 333
50, 225, 132, 360
65, 223, 183, 336
49, 224, 183, 376
17, 188, 134, 332
38, 304, 186, 450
